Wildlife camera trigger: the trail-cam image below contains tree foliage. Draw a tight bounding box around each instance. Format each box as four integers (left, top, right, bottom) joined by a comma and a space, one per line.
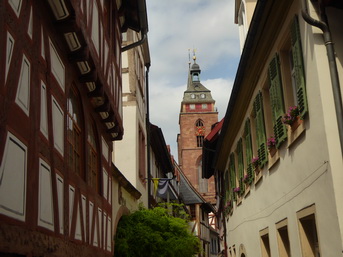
114, 205, 200, 257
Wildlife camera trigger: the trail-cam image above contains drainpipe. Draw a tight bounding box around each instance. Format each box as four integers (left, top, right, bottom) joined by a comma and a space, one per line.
121, 32, 147, 52
301, 0, 343, 156
145, 64, 152, 208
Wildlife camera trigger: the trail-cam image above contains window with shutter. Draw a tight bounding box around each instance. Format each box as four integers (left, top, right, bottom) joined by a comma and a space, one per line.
229, 153, 236, 201
244, 119, 254, 183
268, 54, 287, 148
224, 170, 229, 204
236, 139, 244, 194
291, 15, 308, 118
254, 91, 268, 167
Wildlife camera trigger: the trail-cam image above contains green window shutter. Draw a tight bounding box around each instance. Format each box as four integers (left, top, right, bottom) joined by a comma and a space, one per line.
244, 119, 253, 164
229, 153, 236, 201
237, 139, 244, 193
254, 91, 267, 167
244, 119, 254, 183
291, 15, 308, 118
224, 170, 229, 203
269, 54, 287, 148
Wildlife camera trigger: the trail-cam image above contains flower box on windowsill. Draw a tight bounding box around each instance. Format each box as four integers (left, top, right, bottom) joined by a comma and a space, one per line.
254, 167, 263, 184
268, 147, 277, 157
282, 106, 300, 128
244, 185, 251, 197
267, 136, 276, 156
237, 196, 242, 206
268, 148, 280, 171
289, 116, 303, 132
251, 157, 259, 170
233, 187, 240, 194
287, 117, 306, 147
243, 174, 251, 184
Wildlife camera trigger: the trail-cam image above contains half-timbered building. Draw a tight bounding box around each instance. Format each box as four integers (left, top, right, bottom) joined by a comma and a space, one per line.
0, 0, 147, 256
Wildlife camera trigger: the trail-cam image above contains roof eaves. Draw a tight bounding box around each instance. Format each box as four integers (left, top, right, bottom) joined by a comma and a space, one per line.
214, 0, 268, 171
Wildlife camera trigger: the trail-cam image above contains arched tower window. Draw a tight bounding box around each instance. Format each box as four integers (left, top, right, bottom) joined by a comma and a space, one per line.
192, 72, 199, 82
67, 87, 83, 178
195, 119, 205, 147
196, 120, 203, 127
198, 158, 208, 193
87, 121, 100, 193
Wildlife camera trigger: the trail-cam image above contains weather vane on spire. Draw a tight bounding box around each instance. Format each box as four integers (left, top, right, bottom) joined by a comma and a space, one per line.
192, 48, 197, 63
188, 48, 197, 68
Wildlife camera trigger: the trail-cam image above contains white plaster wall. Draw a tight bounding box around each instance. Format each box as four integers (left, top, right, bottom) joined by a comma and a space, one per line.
122, 73, 130, 94
225, 3, 343, 256
111, 178, 140, 237
114, 105, 138, 186
122, 51, 128, 69
112, 180, 137, 217
245, 0, 257, 28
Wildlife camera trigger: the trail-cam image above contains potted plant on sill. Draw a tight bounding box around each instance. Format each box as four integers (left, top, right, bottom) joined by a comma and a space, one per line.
224, 201, 231, 216
243, 174, 250, 184
282, 106, 302, 131
251, 157, 259, 173
267, 136, 277, 157
233, 187, 240, 194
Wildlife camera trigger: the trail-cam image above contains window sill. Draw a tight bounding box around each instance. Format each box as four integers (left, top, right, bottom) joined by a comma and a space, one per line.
226, 208, 233, 220
244, 184, 251, 197
236, 196, 242, 206
268, 150, 280, 170
254, 168, 263, 184
287, 119, 305, 148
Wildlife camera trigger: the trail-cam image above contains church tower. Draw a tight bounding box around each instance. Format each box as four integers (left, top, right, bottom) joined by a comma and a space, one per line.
177, 54, 218, 204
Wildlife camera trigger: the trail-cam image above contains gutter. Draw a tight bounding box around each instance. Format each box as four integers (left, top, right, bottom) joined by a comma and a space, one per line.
121, 0, 148, 52
301, 0, 343, 156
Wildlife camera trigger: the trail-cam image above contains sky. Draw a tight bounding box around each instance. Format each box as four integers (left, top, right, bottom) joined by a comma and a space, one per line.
146, 0, 241, 160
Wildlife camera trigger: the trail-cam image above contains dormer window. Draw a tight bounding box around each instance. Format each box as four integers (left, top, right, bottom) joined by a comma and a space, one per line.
192, 73, 199, 82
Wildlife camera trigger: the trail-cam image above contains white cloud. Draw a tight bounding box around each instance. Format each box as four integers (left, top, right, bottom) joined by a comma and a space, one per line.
146, 0, 240, 158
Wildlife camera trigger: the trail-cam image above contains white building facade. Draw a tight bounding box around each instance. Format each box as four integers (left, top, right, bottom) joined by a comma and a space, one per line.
211, 0, 343, 256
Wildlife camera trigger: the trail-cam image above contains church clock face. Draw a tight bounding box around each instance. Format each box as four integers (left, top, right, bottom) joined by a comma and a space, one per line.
191, 94, 195, 99
200, 93, 205, 99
